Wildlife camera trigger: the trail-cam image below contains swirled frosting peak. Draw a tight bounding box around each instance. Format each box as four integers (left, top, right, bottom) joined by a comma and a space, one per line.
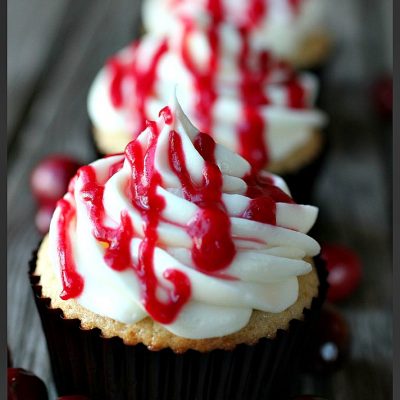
50, 98, 320, 339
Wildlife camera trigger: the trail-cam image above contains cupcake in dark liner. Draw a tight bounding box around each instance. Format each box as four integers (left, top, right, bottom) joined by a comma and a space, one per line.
30, 248, 327, 400
33, 99, 327, 400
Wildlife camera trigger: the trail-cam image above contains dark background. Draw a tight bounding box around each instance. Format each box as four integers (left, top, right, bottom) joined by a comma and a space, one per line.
7, 0, 393, 398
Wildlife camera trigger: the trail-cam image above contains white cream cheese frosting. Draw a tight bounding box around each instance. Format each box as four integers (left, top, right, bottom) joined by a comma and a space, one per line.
50, 98, 320, 339
88, 31, 326, 169
142, 0, 329, 61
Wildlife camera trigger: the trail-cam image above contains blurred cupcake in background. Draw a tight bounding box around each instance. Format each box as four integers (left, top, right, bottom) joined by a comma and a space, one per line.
142, 0, 332, 70
88, 0, 328, 202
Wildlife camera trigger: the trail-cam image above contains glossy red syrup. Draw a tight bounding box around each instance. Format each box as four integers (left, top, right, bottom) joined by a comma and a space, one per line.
125, 122, 191, 323
58, 143, 190, 323
247, 0, 267, 27
242, 174, 295, 225
56, 198, 84, 300
168, 129, 236, 272
108, 157, 124, 177
159, 106, 173, 124
237, 28, 271, 173
107, 40, 168, 136
287, 78, 306, 109
179, 0, 223, 134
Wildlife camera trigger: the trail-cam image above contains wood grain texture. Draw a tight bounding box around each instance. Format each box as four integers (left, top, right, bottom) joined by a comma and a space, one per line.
7, 0, 392, 399
7, 1, 142, 397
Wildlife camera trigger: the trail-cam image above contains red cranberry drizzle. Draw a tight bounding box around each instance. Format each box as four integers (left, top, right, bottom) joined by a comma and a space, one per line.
205, 0, 223, 22
56, 198, 84, 300
247, 0, 267, 27
237, 107, 268, 174
287, 78, 306, 109
169, 130, 236, 272
179, 0, 224, 135
124, 123, 191, 323
237, 29, 272, 173
108, 57, 125, 108
73, 134, 191, 324
159, 105, 174, 124
108, 157, 124, 177
241, 174, 295, 225
107, 39, 168, 137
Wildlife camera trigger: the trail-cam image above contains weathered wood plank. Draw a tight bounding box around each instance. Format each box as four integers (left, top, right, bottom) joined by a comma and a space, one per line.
7, 0, 70, 143
7, 0, 142, 396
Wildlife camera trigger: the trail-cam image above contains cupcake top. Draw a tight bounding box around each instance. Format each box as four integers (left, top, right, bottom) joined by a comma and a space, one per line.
142, 0, 329, 64
50, 97, 320, 339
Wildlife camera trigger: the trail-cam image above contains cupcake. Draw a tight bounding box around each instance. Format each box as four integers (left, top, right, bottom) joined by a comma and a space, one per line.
142, 0, 332, 70
88, 0, 328, 202
32, 97, 326, 399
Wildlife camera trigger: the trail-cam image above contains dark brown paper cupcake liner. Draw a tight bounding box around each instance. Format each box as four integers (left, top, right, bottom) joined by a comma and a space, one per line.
30, 247, 327, 400
281, 135, 329, 205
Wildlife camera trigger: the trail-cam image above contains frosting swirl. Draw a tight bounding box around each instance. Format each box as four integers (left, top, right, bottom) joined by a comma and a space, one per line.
143, 0, 329, 62
50, 98, 320, 339
88, 35, 326, 171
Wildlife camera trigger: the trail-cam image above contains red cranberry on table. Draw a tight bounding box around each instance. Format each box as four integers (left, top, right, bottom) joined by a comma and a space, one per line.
8, 368, 48, 400
31, 155, 81, 234
308, 304, 350, 374
321, 243, 362, 303
371, 74, 393, 119
30, 155, 81, 207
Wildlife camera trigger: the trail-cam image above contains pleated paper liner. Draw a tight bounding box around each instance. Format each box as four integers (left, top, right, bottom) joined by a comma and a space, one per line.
30, 247, 328, 400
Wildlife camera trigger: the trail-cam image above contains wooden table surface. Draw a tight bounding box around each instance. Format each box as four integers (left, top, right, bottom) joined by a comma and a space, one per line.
7, 1, 393, 399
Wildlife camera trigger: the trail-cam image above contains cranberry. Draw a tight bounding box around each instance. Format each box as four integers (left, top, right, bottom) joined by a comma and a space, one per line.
308, 304, 350, 373
8, 368, 48, 400
321, 243, 362, 303
30, 155, 81, 207
35, 204, 56, 234
371, 74, 393, 119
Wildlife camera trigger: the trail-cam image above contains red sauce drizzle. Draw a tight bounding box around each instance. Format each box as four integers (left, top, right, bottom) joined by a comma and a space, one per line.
242, 174, 295, 225
56, 197, 84, 300
124, 122, 191, 323
237, 28, 271, 173
179, 0, 222, 134
168, 129, 236, 272
247, 0, 268, 27
107, 40, 168, 137
286, 77, 306, 109
59, 137, 191, 324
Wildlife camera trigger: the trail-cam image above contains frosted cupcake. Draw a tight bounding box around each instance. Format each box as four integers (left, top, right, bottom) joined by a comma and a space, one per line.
88, 1, 328, 201
32, 98, 326, 399
142, 0, 331, 69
